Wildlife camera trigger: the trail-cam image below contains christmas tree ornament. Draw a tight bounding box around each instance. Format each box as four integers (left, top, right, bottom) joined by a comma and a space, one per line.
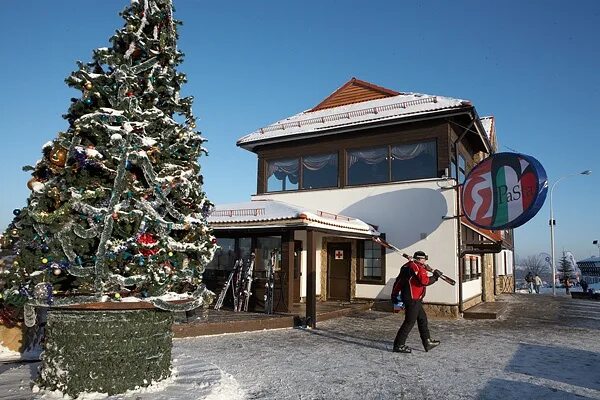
27, 177, 39, 191
33, 282, 52, 302
84, 81, 93, 90
53, 268, 62, 276
49, 145, 68, 167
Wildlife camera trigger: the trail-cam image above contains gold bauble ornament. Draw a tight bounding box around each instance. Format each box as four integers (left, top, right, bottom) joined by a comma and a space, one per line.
53, 268, 62, 276
84, 81, 93, 90
49, 145, 68, 167
27, 177, 40, 191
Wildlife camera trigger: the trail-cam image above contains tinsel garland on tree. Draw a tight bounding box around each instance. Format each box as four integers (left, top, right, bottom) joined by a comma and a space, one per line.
0, 0, 216, 327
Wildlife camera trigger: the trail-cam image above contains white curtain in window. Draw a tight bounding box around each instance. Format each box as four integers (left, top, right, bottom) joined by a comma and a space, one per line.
391, 142, 433, 161
302, 154, 337, 171
348, 147, 387, 167
267, 158, 299, 176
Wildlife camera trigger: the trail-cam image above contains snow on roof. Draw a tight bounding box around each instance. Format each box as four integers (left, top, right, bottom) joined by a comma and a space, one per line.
237, 92, 472, 150
577, 256, 600, 264
208, 199, 379, 237
480, 116, 494, 139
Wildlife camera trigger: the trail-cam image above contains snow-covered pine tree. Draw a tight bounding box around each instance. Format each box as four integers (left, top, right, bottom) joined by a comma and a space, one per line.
0, 0, 215, 324
557, 254, 575, 281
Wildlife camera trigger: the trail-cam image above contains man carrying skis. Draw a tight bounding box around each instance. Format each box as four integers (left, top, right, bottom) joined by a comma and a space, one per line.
392, 251, 442, 354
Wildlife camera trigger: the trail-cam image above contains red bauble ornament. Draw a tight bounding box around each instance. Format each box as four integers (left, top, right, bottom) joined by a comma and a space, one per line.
137, 233, 158, 256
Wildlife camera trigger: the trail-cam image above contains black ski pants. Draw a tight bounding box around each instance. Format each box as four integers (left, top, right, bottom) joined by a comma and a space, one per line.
393, 299, 430, 347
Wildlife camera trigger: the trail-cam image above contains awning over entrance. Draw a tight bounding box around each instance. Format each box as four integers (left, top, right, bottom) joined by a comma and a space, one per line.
207, 199, 379, 238
207, 199, 379, 328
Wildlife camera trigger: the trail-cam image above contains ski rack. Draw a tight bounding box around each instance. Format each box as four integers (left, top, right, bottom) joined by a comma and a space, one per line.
236, 254, 256, 312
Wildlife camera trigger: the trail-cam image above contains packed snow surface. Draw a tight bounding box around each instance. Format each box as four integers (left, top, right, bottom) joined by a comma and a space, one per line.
1, 293, 599, 399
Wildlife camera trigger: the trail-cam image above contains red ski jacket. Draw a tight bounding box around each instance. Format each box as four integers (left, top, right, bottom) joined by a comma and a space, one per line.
394, 261, 434, 302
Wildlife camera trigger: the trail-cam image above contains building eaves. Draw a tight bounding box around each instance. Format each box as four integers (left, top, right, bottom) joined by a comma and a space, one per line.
237, 92, 472, 151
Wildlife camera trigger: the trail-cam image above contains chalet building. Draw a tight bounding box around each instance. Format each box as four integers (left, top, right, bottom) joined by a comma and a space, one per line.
577, 256, 600, 285
206, 78, 514, 324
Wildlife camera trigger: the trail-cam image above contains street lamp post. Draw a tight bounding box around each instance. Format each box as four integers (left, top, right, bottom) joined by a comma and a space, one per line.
549, 170, 592, 295
594, 240, 600, 257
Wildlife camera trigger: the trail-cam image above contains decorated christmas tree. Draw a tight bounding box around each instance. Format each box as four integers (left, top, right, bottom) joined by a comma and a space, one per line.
0, 0, 216, 327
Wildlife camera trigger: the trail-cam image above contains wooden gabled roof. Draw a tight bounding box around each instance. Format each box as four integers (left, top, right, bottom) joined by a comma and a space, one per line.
309, 77, 400, 112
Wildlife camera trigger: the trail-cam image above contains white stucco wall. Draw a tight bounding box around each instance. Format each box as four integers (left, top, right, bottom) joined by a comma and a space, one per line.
495, 249, 514, 276
462, 278, 482, 300
293, 230, 325, 299
254, 178, 463, 305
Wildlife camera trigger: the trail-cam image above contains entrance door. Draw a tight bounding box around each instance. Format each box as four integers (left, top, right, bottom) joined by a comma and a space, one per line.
327, 243, 351, 301
293, 241, 302, 302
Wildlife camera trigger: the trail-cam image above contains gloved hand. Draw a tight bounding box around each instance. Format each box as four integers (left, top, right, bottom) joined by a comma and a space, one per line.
433, 269, 443, 278
428, 274, 438, 283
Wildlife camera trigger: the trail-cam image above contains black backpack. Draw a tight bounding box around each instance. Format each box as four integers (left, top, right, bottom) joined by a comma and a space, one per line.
391, 265, 410, 305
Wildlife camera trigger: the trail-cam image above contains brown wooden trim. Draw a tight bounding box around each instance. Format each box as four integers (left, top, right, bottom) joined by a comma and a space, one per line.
356, 238, 386, 285
62, 300, 190, 310
280, 234, 295, 313
257, 157, 265, 194
310, 78, 399, 112
173, 316, 296, 338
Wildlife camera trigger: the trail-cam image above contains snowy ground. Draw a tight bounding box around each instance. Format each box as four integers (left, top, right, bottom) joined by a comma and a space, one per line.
1, 293, 600, 399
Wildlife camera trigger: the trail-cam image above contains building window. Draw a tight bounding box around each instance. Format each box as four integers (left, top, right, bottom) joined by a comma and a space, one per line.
358, 238, 386, 284
391, 141, 437, 182
458, 154, 466, 183
301, 153, 338, 189
267, 158, 299, 192
256, 236, 282, 276
461, 256, 482, 281
206, 238, 236, 270
347, 146, 388, 185
266, 154, 338, 192
462, 257, 470, 281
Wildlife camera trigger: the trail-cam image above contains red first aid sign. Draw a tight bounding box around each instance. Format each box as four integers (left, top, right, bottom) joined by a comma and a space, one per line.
335, 250, 344, 260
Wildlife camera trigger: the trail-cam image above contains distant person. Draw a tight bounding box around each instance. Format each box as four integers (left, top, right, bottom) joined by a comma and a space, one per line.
534, 274, 542, 294
581, 279, 589, 293
392, 251, 442, 354
564, 277, 571, 295
525, 272, 534, 294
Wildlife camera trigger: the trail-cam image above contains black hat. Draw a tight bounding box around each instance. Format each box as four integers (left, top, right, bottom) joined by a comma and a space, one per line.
413, 251, 428, 260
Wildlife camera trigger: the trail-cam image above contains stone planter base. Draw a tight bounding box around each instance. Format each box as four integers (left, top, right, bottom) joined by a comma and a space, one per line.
38, 307, 173, 397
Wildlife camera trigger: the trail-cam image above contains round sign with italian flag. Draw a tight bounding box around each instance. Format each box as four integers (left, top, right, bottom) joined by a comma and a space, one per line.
461, 152, 548, 230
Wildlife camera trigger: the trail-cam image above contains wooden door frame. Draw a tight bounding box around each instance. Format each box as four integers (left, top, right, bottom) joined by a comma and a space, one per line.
326, 242, 351, 301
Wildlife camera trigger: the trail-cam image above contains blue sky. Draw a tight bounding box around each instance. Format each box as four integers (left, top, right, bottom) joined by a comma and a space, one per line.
1, 1, 599, 261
